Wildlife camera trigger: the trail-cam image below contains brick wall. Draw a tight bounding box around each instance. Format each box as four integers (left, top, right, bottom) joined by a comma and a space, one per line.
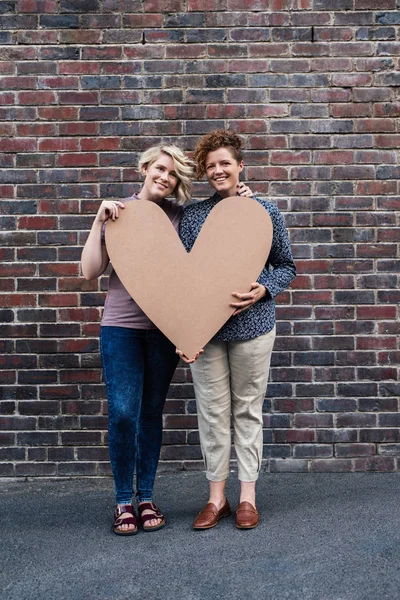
1, 0, 399, 477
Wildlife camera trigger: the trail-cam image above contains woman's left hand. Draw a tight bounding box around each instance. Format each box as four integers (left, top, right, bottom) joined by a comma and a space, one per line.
237, 182, 254, 197
230, 282, 266, 316
176, 348, 204, 364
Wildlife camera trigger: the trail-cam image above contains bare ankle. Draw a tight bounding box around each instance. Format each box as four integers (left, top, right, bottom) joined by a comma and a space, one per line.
209, 496, 226, 510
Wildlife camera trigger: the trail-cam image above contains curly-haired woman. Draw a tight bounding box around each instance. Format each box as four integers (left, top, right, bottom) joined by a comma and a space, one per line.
178, 130, 296, 530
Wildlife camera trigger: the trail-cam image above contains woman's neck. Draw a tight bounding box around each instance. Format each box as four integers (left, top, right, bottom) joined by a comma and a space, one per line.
137, 188, 165, 205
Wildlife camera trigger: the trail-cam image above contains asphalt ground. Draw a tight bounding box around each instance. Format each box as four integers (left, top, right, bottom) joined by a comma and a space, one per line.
1, 472, 399, 600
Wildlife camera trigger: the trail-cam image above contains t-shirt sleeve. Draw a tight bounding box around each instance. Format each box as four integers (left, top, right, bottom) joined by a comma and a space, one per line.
101, 222, 107, 246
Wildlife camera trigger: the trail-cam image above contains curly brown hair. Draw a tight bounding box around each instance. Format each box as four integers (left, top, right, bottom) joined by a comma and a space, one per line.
193, 129, 243, 179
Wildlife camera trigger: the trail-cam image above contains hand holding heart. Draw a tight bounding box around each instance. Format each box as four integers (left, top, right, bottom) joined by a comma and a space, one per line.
175, 348, 204, 364
95, 200, 126, 224
230, 282, 267, 316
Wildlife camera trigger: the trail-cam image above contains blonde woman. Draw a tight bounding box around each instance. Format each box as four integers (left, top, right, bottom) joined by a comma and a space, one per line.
81, 145, 194, 535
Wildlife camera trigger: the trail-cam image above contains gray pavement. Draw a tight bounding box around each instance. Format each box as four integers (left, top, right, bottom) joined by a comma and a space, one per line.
1, 472, 399, 600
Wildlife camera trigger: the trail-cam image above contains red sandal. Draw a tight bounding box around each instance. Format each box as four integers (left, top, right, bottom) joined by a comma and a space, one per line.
138, 502, 166, 532
112, 504, 138, 536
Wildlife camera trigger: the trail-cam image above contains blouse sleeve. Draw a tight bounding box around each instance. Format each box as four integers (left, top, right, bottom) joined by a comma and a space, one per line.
257, 202, 296, 299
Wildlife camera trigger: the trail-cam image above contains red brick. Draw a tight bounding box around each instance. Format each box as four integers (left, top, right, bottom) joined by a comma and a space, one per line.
39, 294, 78, 306
311, 58, 352, 71
59, 62, 100, 75
274, 430, 316, 443
0, 294, 36, 307
374, 134, 400, 148
188, 0, 226, 8
39, 77, 79, 90
60, 370, 101, 384
0, 139, 37, 152
314, 150, 353, 164
59, 123, 99, 136
330, 103, 372, 118
124, 14, 162, 27
18, 0, 58, 11
311, 88, 351, 103
18, 92, 57, 106
331, 42, 374, 56
38, 138, 79, 152
332, 73, 373, 87
314, 28, 353, 42
355, 119, 396, 133
82, 47, 123, 60
247, 166, 289, 180
0, 93, 15, 106
271, 151, 310, 164
16, 123, 56, 137
59, 30, 102, 45
58, 308, 101, 322
39, 264, 79, 277
0, 62, 15, 75
249, 43, 289, 57
17, 30, 57, 44
38, 107, 79, 121
57, 153, 98, 167
18, 216, 57, 230
357, 337, 397, 350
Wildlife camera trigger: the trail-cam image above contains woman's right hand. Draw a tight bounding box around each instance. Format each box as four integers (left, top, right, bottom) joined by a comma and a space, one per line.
176, 348, 204, 364
95, 200, 125, 224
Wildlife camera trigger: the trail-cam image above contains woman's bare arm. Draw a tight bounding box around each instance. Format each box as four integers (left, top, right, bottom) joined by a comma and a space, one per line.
81, 200, 125, 280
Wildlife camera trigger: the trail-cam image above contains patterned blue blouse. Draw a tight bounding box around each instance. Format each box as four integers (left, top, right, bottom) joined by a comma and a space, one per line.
179, 193, 296, 342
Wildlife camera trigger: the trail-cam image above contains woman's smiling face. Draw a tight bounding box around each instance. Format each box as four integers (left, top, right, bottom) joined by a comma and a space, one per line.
141, 152, 179, 202
205, 147, 244, 198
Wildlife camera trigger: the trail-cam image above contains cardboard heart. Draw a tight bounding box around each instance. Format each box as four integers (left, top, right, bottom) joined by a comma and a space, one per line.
105, 196, 273, 359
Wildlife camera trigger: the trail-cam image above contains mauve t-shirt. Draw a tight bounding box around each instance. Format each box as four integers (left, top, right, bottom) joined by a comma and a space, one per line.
101, 194, 182, 329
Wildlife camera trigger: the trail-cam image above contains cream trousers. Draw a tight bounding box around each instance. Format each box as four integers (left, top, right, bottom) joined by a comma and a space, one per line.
190, 327, 276, 482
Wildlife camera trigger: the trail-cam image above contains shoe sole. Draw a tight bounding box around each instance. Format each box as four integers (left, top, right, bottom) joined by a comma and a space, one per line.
236, 522, 259, 530
193, 511, 231, 530
112, 527, 139, 536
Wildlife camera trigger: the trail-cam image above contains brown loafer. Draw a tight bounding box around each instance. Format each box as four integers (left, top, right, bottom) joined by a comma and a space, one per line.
236, 501, 259, 529
193, 499, 231, 530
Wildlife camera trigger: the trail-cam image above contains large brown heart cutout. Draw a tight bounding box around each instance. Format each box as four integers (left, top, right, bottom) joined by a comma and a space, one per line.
105, 196, 273, 358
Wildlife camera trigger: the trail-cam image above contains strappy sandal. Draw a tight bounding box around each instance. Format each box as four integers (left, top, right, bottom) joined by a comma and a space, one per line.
112, 504, 138, 536
138, 502, 166, 532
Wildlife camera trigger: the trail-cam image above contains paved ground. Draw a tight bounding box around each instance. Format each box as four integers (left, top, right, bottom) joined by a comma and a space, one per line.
1, 472, 399, 600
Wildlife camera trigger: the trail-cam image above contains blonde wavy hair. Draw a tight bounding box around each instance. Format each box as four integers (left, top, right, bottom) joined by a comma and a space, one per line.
138, 144, 194, 205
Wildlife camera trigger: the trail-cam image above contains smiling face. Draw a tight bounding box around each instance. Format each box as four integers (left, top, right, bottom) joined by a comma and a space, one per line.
140, 152, 179, 203
205, 147, 244, 198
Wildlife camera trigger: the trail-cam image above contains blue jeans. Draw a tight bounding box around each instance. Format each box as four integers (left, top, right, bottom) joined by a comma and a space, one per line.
100, 326, 179, 504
